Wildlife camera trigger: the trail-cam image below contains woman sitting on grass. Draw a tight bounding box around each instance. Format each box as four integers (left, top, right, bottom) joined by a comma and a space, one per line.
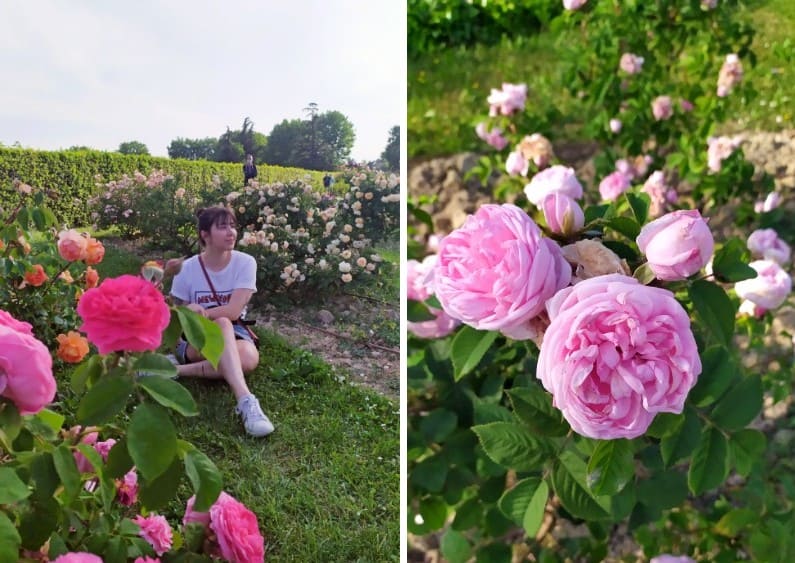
170, 205, 274, 438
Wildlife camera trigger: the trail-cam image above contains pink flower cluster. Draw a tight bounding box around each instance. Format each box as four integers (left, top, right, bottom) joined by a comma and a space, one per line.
717, 53, 743, 97
407, 255, 461, 339
475, 122, 508, 150
0, 309, 55, 415
619, 53, 644, 75
651, 95, 673, 121
183, 492, 265, 563
707, 135, 741, 172
537, 275, 701, 439
487, 82, 527, 116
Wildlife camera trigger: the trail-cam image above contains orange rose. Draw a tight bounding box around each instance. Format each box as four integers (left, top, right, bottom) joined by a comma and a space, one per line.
59, 270, 74, 284
85, 266, 99, 289
0, 240, 5, 251
24, 264, 48, 287
56, 331, 89, 363
84, 237, 105, 265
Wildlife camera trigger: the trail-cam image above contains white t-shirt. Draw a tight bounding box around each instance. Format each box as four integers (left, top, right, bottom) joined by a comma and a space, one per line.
171, 251, 257, 319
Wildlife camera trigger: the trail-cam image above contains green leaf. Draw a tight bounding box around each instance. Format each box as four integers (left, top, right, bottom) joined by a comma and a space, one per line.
498, 477, 548, 537
440, 528, 472, 563
139, 458, 183, 510
451, 326, 498, 381
420, 408, 458, 444
76, 375, 135, 425
633, 263, 656, 285
660, 408, 701, 468
507, 386, 568, 437
52, 444, 81, 504
410, 453, 448, 493
710, 374, 762, 432
689, 280, 735, 347
138, 376, 198, 417
688, 346, 738, 407
625, 192, 650, 225
419, 496, 448, 532
408, 299, 436, 322
730, 429, 767, 477
105, 439, 134, 479
0, 401, 22, 451
184, 449, 223, 512
607, 216, 641, 239
127, 403, 178, 481
134, 352, 178, 378
161, 309, 184, 356
584, 203, 611, 224
636, 469, 688, 510
688, 426, 729, 494
70, 354, 103, 394
0, 467, 31, 504
712, 238, 757, 282
0, 511, 21, 563
472, 422, 549, 472
714, 508, 757, 537
34, 409, 65, 435
176, 307, 223, 369
19, 497, 59, 551
425, 295, 442, 309
30, 453, 59, 501
552, 450, 610, 520
452, 498, 482, 531
586, 439, 635, 496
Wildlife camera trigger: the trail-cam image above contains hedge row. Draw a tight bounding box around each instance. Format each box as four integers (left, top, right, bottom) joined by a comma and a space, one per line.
0, 148, 327, 226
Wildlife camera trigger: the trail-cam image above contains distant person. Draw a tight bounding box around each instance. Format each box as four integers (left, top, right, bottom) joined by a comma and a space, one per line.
322, 173, 333, 191
243, 154, 258, 185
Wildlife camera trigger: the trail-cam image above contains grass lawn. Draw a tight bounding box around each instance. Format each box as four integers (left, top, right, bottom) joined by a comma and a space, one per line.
408, 0, 794, 159
75, 242, 401, 561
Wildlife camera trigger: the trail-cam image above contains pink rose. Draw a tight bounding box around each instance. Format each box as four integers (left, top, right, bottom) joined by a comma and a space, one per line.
563, 0, 588, 9
487, 82, 527, 116
475, 123, 508, 150
51, 554, 104, 563
541, 193, 584, 236
77, 275, 171, 354
434, 204, 571, 339
747, 228, 791, 265
734, 260, 792, 311
133, 513, 173, 556
717, 53, 743, 97
209, 492, 266, 563
57, 229, 89, 262
637, 210, 714, 281
0, 312, 56, 415
609, 118, 622, 133
651, 556, 696, 563
183, 494, 211, 528
116, 468, 139, 506
505, 150, 529, 176
619, 53, 644, 74
538, 274, 701, 439
407, 256, 461, 339
94, 438, 117, 461
642, 171, 677, 217
524, 165, 584, 206
598, 171, 631, 201
652, 95, 673, 120
707, 135, 741, 172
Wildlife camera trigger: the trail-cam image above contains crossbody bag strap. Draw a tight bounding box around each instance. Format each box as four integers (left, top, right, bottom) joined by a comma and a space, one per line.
197, 255, 222, 306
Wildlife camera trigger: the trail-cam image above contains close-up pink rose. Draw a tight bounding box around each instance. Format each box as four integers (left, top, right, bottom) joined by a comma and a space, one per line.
537, 274, 701, 439
651, 95, 673, 120
619, 52, 644, 74
747, 228, 791, 265
637, 210, 715, 281
210, 492, 266, 563
0, 309, 33, 335
407, 255, 461, 339
734, 259, 792, 311
77, 274, 171, 354
487, 82, 527, 116
51, 553, 104, 563
0, 315, 56, 415
133, 513, 173, 556
707, 135, 741, 172
717, 53, 743, 97
541, 192, 584, 236
524, 165, 584, 206
598, 170, 631, 201
505, 150, 529, 176
475, 122, 509, 150
434, 204, 571, 339
57, 229, 89, 262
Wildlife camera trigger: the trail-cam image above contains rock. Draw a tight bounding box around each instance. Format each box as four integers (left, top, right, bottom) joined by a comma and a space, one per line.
317, 309, 335, 325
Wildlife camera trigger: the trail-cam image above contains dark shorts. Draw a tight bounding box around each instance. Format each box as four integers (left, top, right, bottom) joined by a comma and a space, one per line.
174, 324, 254, 365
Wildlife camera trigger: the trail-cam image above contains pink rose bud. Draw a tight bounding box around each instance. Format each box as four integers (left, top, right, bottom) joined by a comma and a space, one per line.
537, 275, 701, 439
747, 228, 791, 265
475, 122, 508, 150
407, 255, 461, 339
652, 95, 673, 120
487, 82, 528, 116
734, 260, 792, 310
434, 204, 571, 339
754, 191, 781, 213
524, 165, 583, 206
636, 210, 715, 281
598, 171, 631, 201
505, 150, 529, 176
542, 193, 584, 236
609, 118, 622, 133
619, 53, 644, 75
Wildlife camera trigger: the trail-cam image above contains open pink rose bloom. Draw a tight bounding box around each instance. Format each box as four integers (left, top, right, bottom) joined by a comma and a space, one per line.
537, 274, 701, 439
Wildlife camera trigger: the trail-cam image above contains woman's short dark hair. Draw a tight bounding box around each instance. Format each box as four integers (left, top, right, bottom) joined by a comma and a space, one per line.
196, 205, 236, 247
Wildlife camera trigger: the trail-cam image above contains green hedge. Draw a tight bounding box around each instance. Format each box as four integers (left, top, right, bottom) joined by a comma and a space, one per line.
0, 148, 326, 226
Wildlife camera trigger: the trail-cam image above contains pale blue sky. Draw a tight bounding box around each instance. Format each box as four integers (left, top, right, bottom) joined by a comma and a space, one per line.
0, 0, 405, 161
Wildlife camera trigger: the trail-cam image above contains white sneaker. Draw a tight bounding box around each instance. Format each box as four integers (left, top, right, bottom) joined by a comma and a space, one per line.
236, 394, 275, 437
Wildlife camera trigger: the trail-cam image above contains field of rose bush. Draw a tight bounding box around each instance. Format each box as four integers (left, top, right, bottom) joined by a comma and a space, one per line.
408, 1, 794, 561
0, 166, 399, 561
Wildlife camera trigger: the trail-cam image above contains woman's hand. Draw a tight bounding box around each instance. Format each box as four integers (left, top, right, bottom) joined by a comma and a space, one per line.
187, 304, 208, 317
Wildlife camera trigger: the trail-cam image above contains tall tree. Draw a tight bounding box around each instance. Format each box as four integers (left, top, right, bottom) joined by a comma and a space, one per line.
215, 127, 245, 163
167, 137, 218, 160
381, 125, 400, 171
262, 119, 305, 167
118, 141, 149, 155
313, 110, 355, 169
